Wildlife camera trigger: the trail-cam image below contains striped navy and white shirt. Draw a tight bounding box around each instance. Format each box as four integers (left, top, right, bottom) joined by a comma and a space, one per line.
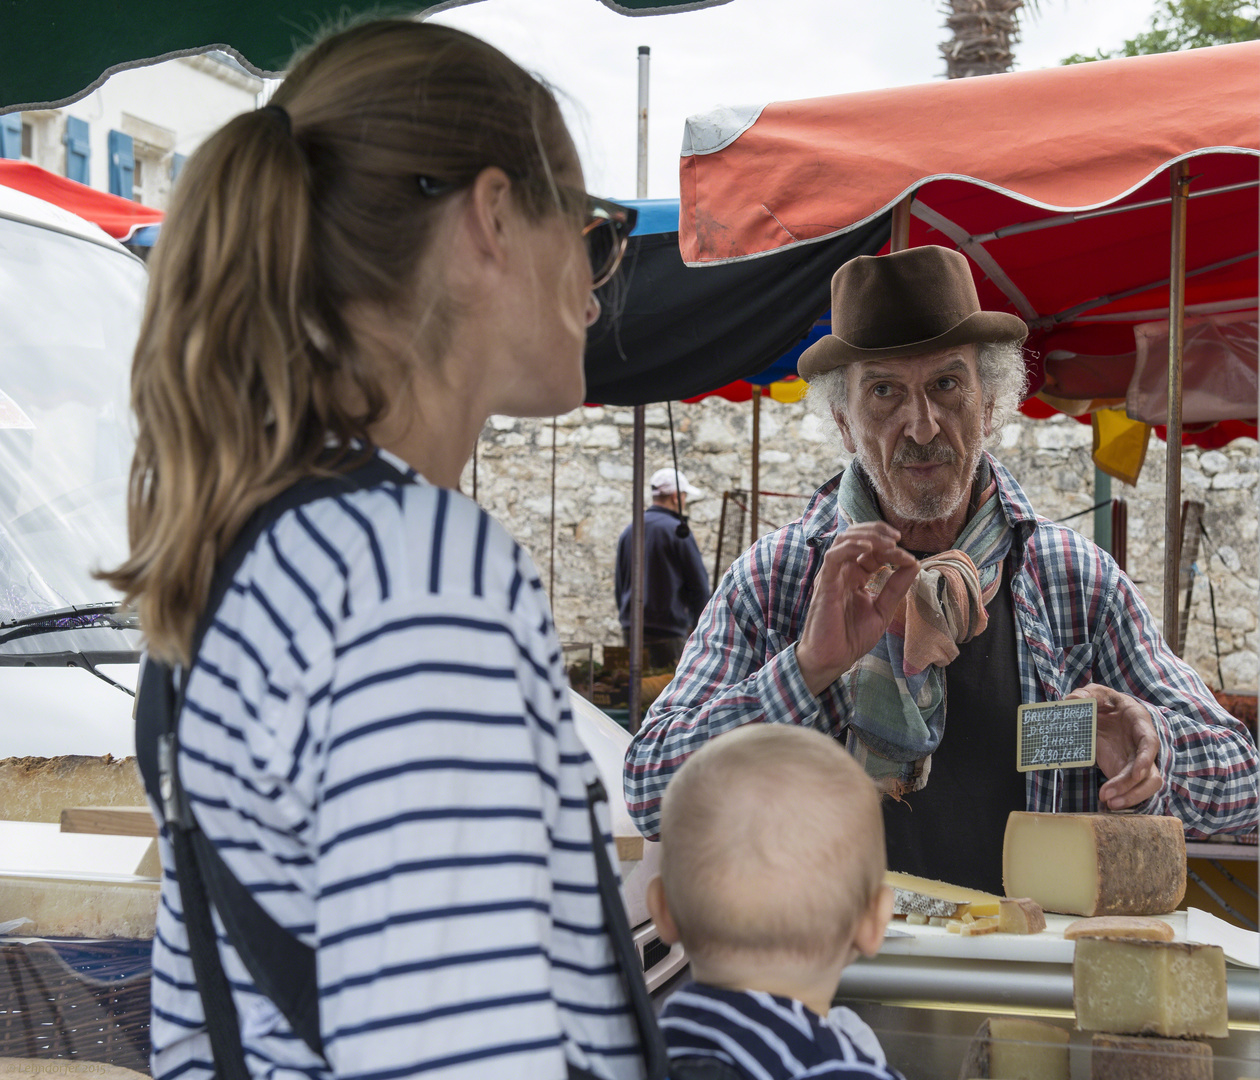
149, 449, 642, 1080
659, 983, 905, 1080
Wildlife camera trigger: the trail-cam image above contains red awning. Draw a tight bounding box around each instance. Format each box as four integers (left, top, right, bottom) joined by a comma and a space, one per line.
0, 159, 163, 241
678, 42, 1259, 437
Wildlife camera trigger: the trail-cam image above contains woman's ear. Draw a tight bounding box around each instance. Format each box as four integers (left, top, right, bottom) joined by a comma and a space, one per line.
460, 166, 515, 271
852, 884, 894, 959
646, 874, 680, 946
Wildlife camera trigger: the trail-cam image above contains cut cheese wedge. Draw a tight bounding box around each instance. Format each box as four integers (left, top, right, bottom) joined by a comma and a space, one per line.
1003, 812, 1186, 916
1073, 937, 1228, 1039
886, 871, 1003, 919
998, 896, 1046, 934
1090, 1034, 1212, 1079
957, 1016, 1069, 1080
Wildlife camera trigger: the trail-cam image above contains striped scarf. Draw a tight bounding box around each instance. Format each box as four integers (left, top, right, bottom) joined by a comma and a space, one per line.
837, 458, 1012, 798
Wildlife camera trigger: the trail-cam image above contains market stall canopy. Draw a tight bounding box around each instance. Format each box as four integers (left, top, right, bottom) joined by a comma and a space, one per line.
0, 161, 162, 242
585, 200, 886, 405
677, 41, 1259, 440
0, 0, 733, 113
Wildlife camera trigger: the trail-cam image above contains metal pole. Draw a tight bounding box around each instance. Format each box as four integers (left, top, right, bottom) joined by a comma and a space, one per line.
549, 417, 557, 603
890, 194, 912, 252
1162, 162, 1189, 652
714, 491, 730, 588
628, 45, 650, 732
636, 46, 650, 199
1093, 467, 1112, 556
750, 391, 761, 549
629, 411, 646, 729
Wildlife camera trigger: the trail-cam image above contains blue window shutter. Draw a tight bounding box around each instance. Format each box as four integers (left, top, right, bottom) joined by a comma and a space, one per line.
64, 116, 90, 184
0, 114, 21, 159
170, 152, 186, 183
108, 129, 135, 197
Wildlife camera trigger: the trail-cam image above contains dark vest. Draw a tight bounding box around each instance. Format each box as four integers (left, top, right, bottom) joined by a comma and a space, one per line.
880, 559, 1025, 895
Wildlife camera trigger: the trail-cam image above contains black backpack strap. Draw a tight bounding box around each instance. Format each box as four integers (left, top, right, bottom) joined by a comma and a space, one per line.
585, 779, 669, 1080
136, 454, 411, 1072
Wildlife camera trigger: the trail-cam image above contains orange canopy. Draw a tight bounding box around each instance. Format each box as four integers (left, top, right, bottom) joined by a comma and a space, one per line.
678, 42, 1258, 432
681, 42, 1258, 264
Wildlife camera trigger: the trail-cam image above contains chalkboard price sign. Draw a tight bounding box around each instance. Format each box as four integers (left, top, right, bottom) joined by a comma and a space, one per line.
1016, 699, 1097, 772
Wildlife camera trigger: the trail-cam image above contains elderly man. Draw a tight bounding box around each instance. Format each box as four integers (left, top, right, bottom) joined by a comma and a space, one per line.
625, 246, 1258, 895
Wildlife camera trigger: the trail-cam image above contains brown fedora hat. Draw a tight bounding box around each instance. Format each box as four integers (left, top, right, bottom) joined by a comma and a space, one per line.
797, 246, 1028, 380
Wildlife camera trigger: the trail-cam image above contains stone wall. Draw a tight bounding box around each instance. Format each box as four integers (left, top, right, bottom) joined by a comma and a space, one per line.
462, 398, 1259, 694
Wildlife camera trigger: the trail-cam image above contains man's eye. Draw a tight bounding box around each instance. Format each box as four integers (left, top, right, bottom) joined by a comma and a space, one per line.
871, 384, 893, 397
937, 377, 958, 391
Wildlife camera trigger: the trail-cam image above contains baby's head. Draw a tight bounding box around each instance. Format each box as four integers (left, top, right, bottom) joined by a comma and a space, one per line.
648, 724, 891, 1000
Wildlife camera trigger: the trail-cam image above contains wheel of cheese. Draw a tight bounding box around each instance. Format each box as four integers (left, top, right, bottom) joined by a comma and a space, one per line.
1073, 937, 1228, 1039
1003, 812, 1186, 916
957, 1016, 1069, 1080
1090, 1034, 1212, 1079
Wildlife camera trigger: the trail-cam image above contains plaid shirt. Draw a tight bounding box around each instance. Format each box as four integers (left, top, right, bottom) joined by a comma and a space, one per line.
626, 455, 1259, 841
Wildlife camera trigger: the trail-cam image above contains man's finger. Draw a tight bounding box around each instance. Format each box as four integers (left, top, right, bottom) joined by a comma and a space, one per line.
871, 563, 920, 619
1101, 772, 1162, 810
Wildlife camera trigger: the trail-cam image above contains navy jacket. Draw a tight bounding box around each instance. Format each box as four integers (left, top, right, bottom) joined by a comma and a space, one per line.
616, 505, 710, 638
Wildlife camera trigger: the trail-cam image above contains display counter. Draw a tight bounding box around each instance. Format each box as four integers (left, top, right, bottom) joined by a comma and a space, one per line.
837, 910, 1259, 1078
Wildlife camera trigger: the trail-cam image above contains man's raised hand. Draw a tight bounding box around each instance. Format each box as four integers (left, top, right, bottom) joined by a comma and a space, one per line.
795, 522, 919, 697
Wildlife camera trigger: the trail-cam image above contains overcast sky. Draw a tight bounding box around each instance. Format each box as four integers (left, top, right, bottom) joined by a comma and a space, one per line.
429, 0, 1161, 200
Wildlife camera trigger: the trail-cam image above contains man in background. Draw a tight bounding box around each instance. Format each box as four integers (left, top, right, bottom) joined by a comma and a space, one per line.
616, 468, 711, 670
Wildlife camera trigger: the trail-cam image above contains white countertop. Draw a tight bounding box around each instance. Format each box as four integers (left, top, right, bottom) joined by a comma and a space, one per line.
880, 908, 1256, 968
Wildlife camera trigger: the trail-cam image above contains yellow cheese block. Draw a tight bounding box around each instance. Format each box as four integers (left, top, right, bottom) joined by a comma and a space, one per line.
1073, 937, 1227, 1039
957, 1016, 1070, 1080
1003, 812, 1186, 916
886, 870, 1003, 918
1090, 1034, 1212, 1079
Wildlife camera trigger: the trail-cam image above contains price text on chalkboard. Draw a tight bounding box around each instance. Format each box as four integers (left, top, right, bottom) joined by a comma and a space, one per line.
1016, 699, 1097, 772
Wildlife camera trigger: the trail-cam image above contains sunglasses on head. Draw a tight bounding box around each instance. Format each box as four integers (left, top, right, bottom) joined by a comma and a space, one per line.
418, 175, 637, 289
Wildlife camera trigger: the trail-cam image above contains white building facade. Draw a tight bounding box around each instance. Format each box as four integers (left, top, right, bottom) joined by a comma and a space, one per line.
2, 53, 263, 210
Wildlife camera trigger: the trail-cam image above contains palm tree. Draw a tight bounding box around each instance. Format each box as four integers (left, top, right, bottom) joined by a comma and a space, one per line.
940, 0, 1037, 78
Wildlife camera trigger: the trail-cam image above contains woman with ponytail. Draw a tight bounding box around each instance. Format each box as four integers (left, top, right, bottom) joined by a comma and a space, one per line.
102, 19, 646, 1080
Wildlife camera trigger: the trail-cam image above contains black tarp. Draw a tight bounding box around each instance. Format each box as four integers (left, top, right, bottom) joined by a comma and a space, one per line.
584, 214, 889, 406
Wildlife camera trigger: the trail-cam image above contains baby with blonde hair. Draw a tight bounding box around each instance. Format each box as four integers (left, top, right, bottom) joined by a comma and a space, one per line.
650, 723, 906, 1080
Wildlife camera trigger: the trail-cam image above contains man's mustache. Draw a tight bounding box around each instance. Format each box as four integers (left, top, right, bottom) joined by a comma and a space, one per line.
892, 441, 957, 466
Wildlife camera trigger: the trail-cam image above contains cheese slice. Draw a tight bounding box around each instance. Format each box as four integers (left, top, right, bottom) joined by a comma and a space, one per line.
1090, 1034, 1212, 1079
886, 871, 1003, 918
958, 1016, 1070, 1079
960, 916, 1000, 937
1064, 915, 1174, 941
1003, 812, 1186, 916
1073, 937, 1228, 1038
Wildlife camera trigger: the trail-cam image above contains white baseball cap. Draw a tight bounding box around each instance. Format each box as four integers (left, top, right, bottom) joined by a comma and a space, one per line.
650, 467, 703, 498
